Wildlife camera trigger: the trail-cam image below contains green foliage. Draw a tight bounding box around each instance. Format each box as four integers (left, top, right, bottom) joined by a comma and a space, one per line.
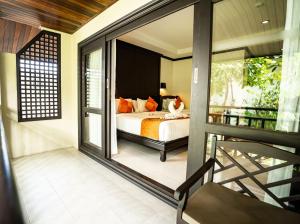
244, 56, 282, 121
245, 56, 282, 109
210, 55, 282, 129
210, 56, 282, 109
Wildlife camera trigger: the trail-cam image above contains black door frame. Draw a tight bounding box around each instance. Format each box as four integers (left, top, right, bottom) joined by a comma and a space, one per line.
79, 37, 106, 158
78, 0, 204, 207
78, 0, 300, 207
187, 0, 300, 197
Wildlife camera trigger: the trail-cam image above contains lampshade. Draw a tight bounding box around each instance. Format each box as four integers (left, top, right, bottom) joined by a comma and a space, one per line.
160, 82, 167, 89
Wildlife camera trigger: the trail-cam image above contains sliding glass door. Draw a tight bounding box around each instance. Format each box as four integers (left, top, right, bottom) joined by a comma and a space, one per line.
80, 37, 106, 158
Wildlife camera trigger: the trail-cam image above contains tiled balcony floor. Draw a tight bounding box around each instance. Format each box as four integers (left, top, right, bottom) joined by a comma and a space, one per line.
113, 139, 187, 190
13, 148, 176, 224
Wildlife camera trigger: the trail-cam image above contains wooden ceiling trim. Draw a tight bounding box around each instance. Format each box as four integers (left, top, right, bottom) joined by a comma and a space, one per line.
16, 25, 27, 52
6, 20, 16, 52
61, 0, 106, 14
94, 0, 116, 7
32, 0, 96, 17
0, 1, 83, 27
1, 12, 40, 28
0, 20, 5, 51
20, 0, 91, 23
0, 18, 40, 54
1, 10, 77, 34
0, 0, 118, 34
12, 23, 22, 53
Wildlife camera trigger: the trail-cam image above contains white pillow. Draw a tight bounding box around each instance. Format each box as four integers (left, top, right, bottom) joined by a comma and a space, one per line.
136, 98, 148, 112
132, 100, 138, 112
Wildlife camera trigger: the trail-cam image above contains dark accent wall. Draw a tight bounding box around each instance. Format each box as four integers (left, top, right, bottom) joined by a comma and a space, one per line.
116, 40, 161, 99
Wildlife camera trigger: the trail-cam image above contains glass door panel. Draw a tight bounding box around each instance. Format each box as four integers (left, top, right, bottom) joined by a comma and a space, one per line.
85, 49, 103, 109
83, 112, 102, 148
209, 0, 300, 134
80, 37, 106, 158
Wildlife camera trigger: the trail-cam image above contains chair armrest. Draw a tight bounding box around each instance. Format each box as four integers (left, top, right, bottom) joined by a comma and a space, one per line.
174, 158, 215, 201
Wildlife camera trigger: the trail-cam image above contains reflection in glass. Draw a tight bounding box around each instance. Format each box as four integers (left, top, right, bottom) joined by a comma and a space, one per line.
210, 0, 300, 133
83, 112, 102, 148
85, 49, 102, 109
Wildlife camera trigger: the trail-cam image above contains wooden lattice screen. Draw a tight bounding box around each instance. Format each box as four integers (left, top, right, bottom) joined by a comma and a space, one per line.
211, 137, 300, 212
16, 30, 61, 122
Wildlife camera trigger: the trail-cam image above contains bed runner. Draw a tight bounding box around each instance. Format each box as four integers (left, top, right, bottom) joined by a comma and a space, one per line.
140, 117, 188, 141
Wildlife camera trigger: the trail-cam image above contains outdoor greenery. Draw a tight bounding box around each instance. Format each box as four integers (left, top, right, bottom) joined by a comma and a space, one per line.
210, 55, 282, 130
245, 56, 282, 110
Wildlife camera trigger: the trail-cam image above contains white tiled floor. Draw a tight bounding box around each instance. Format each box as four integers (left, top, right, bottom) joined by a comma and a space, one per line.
113, 139, 187, 189
13, 148, 176, 224
112, 139, 272, 200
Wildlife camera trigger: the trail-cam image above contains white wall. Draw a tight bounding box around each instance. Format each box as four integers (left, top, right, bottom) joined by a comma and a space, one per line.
160, 58, 173, 95
160, 58, 192, 108
0, 31, 75, 158
172, 59, 192, 108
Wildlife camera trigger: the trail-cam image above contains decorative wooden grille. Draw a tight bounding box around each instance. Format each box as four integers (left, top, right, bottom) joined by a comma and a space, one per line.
211, 136, 300, 212
16, 30, 61, 122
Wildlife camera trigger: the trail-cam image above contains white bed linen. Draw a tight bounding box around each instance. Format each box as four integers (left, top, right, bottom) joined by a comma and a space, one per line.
116, 111, 190, 142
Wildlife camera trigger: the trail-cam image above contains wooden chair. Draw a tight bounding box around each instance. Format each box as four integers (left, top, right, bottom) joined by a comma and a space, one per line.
175, 136, 300, 224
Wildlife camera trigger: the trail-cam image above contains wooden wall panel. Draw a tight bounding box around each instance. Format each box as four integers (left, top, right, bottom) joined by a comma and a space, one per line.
0, 0, 118, 34
0, 18, 40, 53
116, 40, 161, 99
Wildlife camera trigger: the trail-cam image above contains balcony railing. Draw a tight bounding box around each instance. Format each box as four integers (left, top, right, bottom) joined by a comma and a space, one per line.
209, 105, 278, 130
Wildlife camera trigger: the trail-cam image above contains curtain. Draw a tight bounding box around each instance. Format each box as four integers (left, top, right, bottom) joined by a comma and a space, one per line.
265, 0, 300, 206
276, 0, 300, 133
110, 39, 118, 154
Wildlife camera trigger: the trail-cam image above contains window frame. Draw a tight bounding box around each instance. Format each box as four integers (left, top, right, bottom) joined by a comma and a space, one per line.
203, 0, 300, 150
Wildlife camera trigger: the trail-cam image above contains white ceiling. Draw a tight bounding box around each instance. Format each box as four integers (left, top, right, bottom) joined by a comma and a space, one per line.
118, 6, 194, 58
118, 0, 286, 59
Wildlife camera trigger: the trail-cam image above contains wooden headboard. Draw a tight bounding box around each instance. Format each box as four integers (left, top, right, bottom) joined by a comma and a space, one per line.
115, 40, 161, 99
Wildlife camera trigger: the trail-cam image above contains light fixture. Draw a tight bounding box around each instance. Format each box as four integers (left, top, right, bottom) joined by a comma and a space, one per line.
160, 82, 167, 89
262, 20, 270, 24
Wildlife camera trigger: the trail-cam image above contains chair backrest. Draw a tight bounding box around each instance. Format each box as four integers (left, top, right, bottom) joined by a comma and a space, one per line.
209, 135, 300, 212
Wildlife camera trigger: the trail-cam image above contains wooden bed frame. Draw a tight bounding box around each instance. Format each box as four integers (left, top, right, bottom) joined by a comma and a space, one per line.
117, 130, 188, 162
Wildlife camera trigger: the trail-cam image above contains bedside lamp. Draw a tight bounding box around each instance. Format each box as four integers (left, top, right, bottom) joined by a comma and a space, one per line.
160, 83, 167, 89
160, 82, 167, 96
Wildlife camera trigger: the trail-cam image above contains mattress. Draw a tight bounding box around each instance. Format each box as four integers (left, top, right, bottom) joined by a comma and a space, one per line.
116, 111, 190, 142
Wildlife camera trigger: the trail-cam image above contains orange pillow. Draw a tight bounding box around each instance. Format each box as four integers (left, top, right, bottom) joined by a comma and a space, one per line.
175, 97, 182, 109
145, 97, 158, 112
118, 98, 133, 113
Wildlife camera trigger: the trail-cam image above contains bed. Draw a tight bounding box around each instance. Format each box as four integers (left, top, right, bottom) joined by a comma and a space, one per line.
117, 110, 190, 162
